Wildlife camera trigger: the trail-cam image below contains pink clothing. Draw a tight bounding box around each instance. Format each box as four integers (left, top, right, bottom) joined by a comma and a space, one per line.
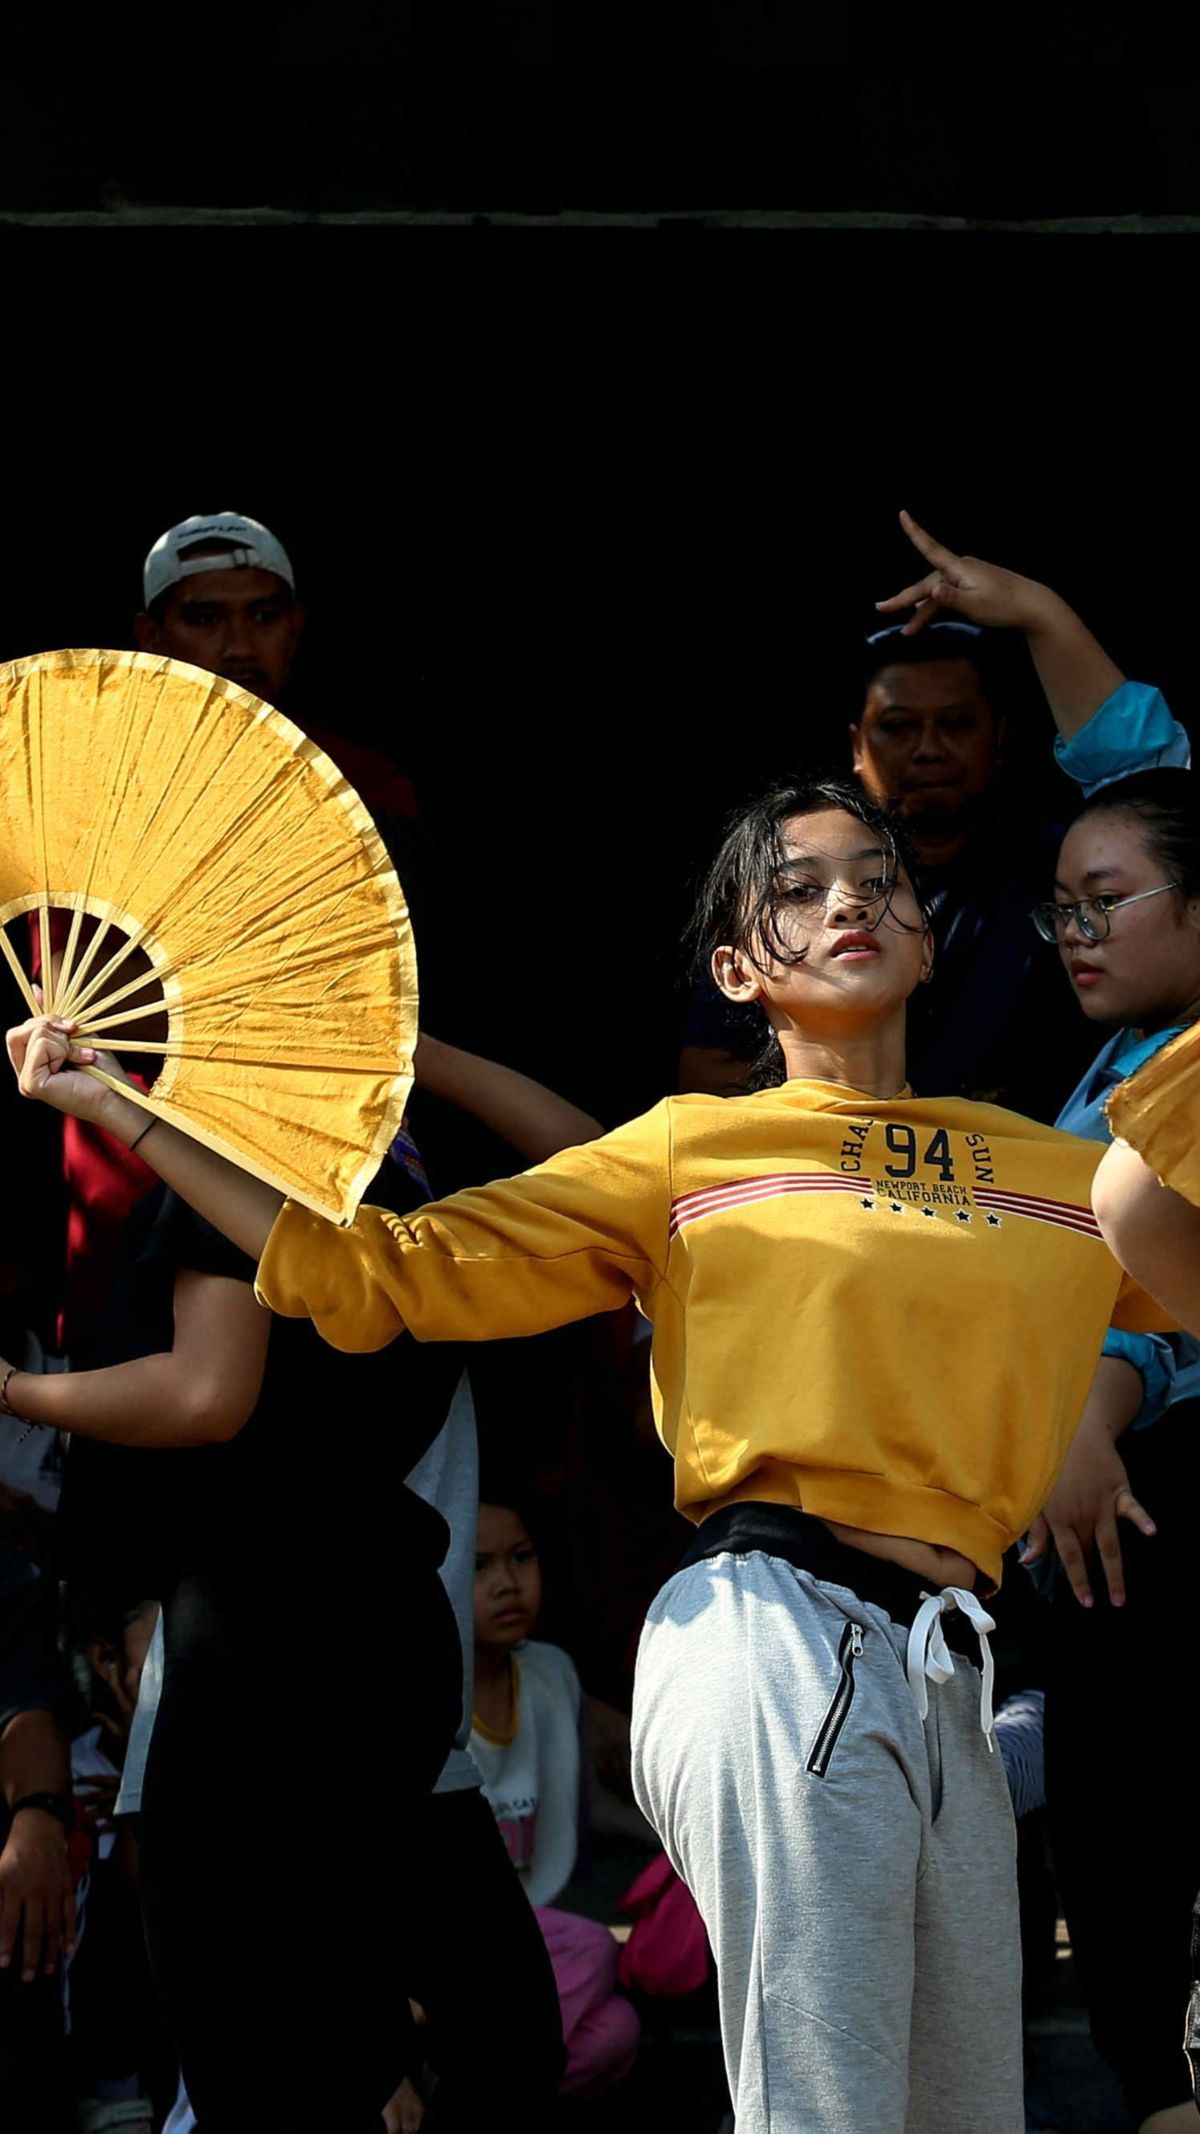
617, 1851, 710, 1998
534, 1906, 640, 2098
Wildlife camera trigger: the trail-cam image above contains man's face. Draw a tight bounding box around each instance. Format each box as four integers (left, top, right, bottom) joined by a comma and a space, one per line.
849, 658, 1001, 838
135, 566, 304, 704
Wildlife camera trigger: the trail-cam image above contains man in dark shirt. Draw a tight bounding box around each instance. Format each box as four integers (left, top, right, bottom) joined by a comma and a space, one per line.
849, 619, 1095, 1118
56, 511, 430, 1363
680, 619, 1095, 1120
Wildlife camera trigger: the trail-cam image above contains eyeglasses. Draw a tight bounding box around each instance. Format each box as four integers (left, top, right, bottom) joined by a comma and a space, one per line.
1031, 881, 1182, 945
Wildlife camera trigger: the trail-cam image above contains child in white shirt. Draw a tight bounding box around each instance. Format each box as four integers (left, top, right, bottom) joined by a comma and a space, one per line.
470, 1499, 639, 2098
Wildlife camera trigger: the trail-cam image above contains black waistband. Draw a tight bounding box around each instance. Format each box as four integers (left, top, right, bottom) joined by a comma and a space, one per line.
680, 1503, 986, 1661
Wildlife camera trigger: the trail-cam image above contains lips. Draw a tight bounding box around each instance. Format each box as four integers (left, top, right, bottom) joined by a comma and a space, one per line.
1068, 960, 1105, 988
831, 931, 882, 959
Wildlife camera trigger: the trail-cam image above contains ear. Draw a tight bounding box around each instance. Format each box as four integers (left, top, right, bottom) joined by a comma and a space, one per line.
86, 1634, 120, 1682
712, 945, 764, 1005
919, 926, 935, 985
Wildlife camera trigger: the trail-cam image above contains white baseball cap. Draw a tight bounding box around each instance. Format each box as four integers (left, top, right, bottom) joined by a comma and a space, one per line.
143, 512, 296, 608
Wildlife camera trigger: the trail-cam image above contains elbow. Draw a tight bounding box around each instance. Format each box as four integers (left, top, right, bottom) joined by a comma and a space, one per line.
313, 1314, 400, 1354
178, 1385, 257, 1445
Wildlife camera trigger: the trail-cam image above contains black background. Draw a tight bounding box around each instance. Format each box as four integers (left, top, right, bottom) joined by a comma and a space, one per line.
0, 233, 1194, 1130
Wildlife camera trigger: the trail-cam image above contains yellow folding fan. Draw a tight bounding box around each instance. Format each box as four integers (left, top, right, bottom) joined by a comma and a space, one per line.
0, 649, 417, 1224
1107, 1018, 1200, 1211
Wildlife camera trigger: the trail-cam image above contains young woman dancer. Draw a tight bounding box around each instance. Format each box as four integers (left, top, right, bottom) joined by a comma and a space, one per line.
7, 764, 1172, 2134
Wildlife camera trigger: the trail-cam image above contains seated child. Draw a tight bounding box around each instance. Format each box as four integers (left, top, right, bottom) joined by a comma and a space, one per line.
470, 1497, 639, 2099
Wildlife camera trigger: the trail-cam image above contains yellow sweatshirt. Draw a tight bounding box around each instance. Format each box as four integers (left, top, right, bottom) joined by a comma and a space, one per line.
256, 1081, 1170, 1586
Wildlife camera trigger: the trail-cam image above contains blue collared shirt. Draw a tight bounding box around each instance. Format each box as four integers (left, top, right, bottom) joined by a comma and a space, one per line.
1053, 679, 1197, 1425
1055, 678, 1191, 794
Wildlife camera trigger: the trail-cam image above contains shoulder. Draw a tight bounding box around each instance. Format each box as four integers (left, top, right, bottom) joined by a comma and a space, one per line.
518, 1640, 582, 1710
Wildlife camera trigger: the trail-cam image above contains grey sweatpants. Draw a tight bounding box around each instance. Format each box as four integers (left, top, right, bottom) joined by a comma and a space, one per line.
631, 1549, 1023, 2134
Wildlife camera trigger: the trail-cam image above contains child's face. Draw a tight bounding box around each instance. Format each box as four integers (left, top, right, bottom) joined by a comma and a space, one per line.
474, 1503, 542, 1650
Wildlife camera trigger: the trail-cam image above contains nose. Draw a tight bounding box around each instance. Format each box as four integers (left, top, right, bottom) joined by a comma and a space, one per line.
220, 611, 258, 658
829, 885, 872, 922
1059, 907, 1090, 949
910, 721, 950, 761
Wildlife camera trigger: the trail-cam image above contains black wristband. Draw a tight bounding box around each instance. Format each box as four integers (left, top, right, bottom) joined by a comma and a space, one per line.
8, 1792, 73, 1831
129, 1116, 157, 1154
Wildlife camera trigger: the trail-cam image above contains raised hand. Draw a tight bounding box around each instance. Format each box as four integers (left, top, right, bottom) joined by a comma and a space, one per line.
876, 509, 1053, 638
6, 1014, 102, 1118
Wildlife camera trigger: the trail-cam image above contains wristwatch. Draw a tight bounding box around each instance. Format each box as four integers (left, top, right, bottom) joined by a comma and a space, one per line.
8, 1792, 73, 1830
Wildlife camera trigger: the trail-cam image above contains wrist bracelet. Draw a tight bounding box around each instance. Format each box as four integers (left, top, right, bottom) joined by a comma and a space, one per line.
129, 1116, 157, 1154
9, 1792, 73, 1832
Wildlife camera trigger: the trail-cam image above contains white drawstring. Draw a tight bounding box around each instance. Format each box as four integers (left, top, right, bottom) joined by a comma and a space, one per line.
905, 1586, 997, 1751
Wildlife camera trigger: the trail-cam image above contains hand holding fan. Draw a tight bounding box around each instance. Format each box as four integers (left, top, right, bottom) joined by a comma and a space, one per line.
0, 649, 417, 1224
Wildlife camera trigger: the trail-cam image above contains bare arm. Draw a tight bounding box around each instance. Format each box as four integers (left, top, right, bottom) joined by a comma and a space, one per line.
413, 1034, 601, 1160
876, 509, 1125, 740
0, 1708, 70, 1816
1093, 1139, 1200, 1335
0, 1709, 75, 1979
7, 1016, 283, 1260
0, 1268, 270, 1446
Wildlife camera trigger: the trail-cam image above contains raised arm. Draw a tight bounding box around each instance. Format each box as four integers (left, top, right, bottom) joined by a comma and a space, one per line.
0, 1267, 269, 1447
413, 1034, 602, 1161
876, 509, 1124, 741
7, 1015, 283, 1260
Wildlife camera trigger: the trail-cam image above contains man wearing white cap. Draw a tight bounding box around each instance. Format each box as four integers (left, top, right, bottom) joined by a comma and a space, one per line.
135, 511, 305, 710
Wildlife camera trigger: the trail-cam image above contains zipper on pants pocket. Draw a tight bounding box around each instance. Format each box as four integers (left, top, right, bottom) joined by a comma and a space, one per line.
805, 1621, 865, 1777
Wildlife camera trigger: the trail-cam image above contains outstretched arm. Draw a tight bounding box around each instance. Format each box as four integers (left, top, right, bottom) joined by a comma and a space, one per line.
1093, 1138, 1200, 1336
7, 1015, 283, 1260
0, 1268, 269, 1447
876, 509, 1124, 740
413, 1034, 601, 1161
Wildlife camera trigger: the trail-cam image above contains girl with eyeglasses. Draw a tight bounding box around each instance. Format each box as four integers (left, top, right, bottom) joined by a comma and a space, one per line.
884, 520, 1200, 2134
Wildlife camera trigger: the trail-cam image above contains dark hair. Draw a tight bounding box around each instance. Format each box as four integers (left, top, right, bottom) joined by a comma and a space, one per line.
475, 1473, 539, 1546
690, 775, 925, 975
860, 619, 1005, 714
688, 776, 927, 1089
1075, 769, 1200, 900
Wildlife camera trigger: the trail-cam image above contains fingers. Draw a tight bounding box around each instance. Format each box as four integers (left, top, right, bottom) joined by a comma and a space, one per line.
1097, 1488, 1157, 1608
874, 570, 942, 615
1116, 1486, 1157, 1540
0, 1882, 14, 1973
1094, 1506, 1127, 1609
19, 1887, 44, 1982
1051, 1521, 1095, 1608
897, 507, 963, 575
1018, 1516, 1049, 1565
40, 1884, 64, 1977
11, 1016, 96, 1100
